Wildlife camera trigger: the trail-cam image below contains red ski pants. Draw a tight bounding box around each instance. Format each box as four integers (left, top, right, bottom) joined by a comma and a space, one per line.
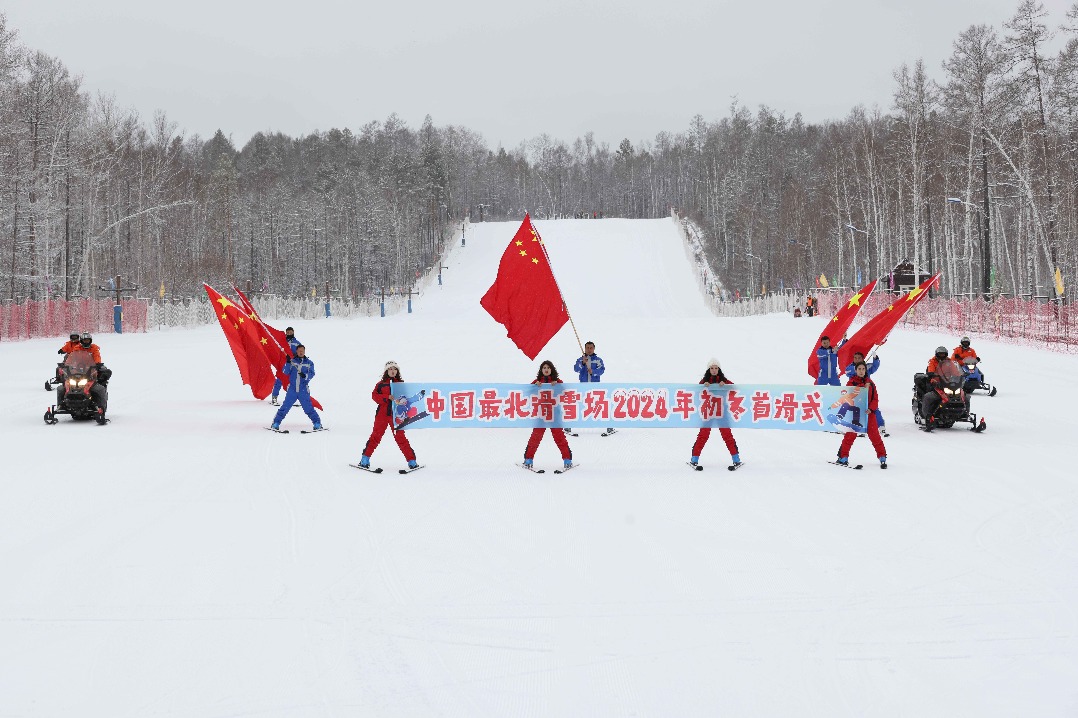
363, 413, 416, 462
839, 411, 886, 459
524, 428, 572, 460
692, 427, 738, 458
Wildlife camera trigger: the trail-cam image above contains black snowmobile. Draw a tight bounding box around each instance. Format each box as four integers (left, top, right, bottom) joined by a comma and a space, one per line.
44, 350, 110, 425
912, 358, 986, 432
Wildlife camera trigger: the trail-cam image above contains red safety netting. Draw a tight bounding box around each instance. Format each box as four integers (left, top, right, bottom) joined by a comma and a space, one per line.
816, 291, 1078, 352
0, 299, 148, 341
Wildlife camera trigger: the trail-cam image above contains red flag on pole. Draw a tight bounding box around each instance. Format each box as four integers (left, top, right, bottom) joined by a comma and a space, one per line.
233, 285, 291, 356
806, 279, 878, 379
480, 214, 568, 360
204, 284, 276, 399
838, 273, 941, 367
205, 284, 251, 386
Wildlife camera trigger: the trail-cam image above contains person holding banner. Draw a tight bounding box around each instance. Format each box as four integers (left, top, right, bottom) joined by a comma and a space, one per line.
359, 361, 419, 470
690, 360, 742, 470
836, 361, 887, 469
844, 350, 888, 438
523, 360, 573, 470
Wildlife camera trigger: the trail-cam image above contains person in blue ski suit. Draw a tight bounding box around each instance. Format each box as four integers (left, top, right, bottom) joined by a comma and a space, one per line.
815, 335, 846, 386
844, 350, 888, 436
270, 327, 302, 405
567, 341, 612, 434
271, 344, 321, 430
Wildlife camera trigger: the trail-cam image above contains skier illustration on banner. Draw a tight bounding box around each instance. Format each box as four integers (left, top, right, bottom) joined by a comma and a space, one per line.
826, 386, 864, 433
393, 389, 430, 430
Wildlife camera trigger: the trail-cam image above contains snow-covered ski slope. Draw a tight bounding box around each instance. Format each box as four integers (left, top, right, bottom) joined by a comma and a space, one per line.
2, 218, 1076, 717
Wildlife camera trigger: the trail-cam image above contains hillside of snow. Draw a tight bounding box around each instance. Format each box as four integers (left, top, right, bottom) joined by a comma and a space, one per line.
2, 217, 1074, 717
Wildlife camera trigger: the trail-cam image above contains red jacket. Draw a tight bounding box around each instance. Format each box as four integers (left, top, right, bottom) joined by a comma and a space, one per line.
59, 340, 81, 354
372, 376, 403, 416
700, 374, 732, 386
532, 376, 563, 386
846, 373, 879, 411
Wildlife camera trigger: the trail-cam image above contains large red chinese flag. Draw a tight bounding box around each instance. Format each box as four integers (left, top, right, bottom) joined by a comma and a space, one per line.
480, 214, 568, 360
839, 273, 941, 367
205, 284, 251, 386
233, 285, 291, 356
806, 279, 878, 379
218, 300, 277, 399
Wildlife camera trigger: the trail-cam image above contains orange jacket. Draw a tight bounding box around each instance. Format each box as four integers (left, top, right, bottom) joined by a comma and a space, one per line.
952, 345, 978, 363
926, 356, 948, 375
59, 340, 81, 354
70, 344, 102, 364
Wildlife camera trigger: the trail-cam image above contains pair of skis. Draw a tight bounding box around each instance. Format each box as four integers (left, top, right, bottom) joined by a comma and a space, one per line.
350, 463, 424, 475
687, 462, 744, 472
565, 428, 617, 438
266, 426, 327, 435
518, 463, 577, 474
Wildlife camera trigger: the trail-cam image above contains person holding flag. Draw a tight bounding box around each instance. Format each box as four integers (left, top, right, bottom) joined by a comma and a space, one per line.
806, 279, 877, 383
270, 327, 302, 405
815, 335, 845, 386
270, 345, 322, 432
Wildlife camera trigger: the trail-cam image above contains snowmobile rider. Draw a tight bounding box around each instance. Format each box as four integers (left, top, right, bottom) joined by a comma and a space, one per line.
72, 332, 111, 422
922, 345, 967, 429
952, 336, 979, 364
48, 332, 82, 387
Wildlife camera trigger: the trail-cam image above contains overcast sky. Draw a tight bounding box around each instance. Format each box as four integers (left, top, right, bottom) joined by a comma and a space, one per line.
3, 0, 1074, 150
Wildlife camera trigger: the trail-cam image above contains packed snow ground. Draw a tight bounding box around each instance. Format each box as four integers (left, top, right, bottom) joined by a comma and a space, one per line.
2, 218, 1076, 717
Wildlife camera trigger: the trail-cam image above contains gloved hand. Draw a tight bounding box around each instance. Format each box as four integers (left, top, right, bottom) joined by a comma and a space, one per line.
58, 348, 65, 354
420, 389, 426, 396
299, 372, 307, 379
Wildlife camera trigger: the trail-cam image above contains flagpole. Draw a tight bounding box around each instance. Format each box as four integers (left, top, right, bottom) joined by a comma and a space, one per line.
529, 215, 586, 356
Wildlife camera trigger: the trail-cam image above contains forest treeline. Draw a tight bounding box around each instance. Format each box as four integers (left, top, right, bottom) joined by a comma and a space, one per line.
2, 0, 1078, 302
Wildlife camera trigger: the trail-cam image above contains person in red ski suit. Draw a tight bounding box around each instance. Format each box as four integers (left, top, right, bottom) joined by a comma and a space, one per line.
523, 360, 573, 469
358, 361, 418, 469
836, 361, 888, 468
691, 359, 741, 468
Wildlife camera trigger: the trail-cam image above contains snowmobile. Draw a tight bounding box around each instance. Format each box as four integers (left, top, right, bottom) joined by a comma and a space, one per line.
912, 359, 986, 432
960, 356, 997, 396
44, 350, 110, 425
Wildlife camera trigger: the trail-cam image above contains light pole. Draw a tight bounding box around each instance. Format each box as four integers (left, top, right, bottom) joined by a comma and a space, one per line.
947, 197, 991, 300
746, 253, 762, 297
845, 223, 869, 285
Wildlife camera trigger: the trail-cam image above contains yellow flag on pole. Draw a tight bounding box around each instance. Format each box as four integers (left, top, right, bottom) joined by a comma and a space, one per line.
1055, 267, 1065, 296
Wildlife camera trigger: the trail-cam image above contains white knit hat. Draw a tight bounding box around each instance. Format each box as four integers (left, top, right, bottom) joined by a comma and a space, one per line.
385, 360, 399, 371
708, 358, 721, 369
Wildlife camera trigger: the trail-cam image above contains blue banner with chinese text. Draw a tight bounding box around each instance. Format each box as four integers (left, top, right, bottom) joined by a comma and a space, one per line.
391, 383, 869, 432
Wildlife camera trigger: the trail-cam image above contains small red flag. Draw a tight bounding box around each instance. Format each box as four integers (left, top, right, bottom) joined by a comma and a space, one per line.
806, 279, 878, 379
838, 273, 941, 367
480, 215, 568, 360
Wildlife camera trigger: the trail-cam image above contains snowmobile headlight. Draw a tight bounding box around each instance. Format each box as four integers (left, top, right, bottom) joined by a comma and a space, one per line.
943, 388, 954, 395
68, 379, 77, 387
77, 379, 88, 387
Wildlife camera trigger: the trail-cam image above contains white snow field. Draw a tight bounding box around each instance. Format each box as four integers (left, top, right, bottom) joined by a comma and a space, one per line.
2, 217, 1076, 717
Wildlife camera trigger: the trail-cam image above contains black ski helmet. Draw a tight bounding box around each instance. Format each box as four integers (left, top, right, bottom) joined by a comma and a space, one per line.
960, 336, 971, 347
934, 345, 948, 358
79, 332, 92, 347
69, 332, 80, 342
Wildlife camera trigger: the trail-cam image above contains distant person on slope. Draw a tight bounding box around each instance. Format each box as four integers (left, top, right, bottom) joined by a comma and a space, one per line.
835, 361, 887, 469
358, 361, 419, 470
690, 359, 741, 470
270, 344, 322, 432
523, 360, 573, 471
566, 340, 613, 436
270, 326, 302, 406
